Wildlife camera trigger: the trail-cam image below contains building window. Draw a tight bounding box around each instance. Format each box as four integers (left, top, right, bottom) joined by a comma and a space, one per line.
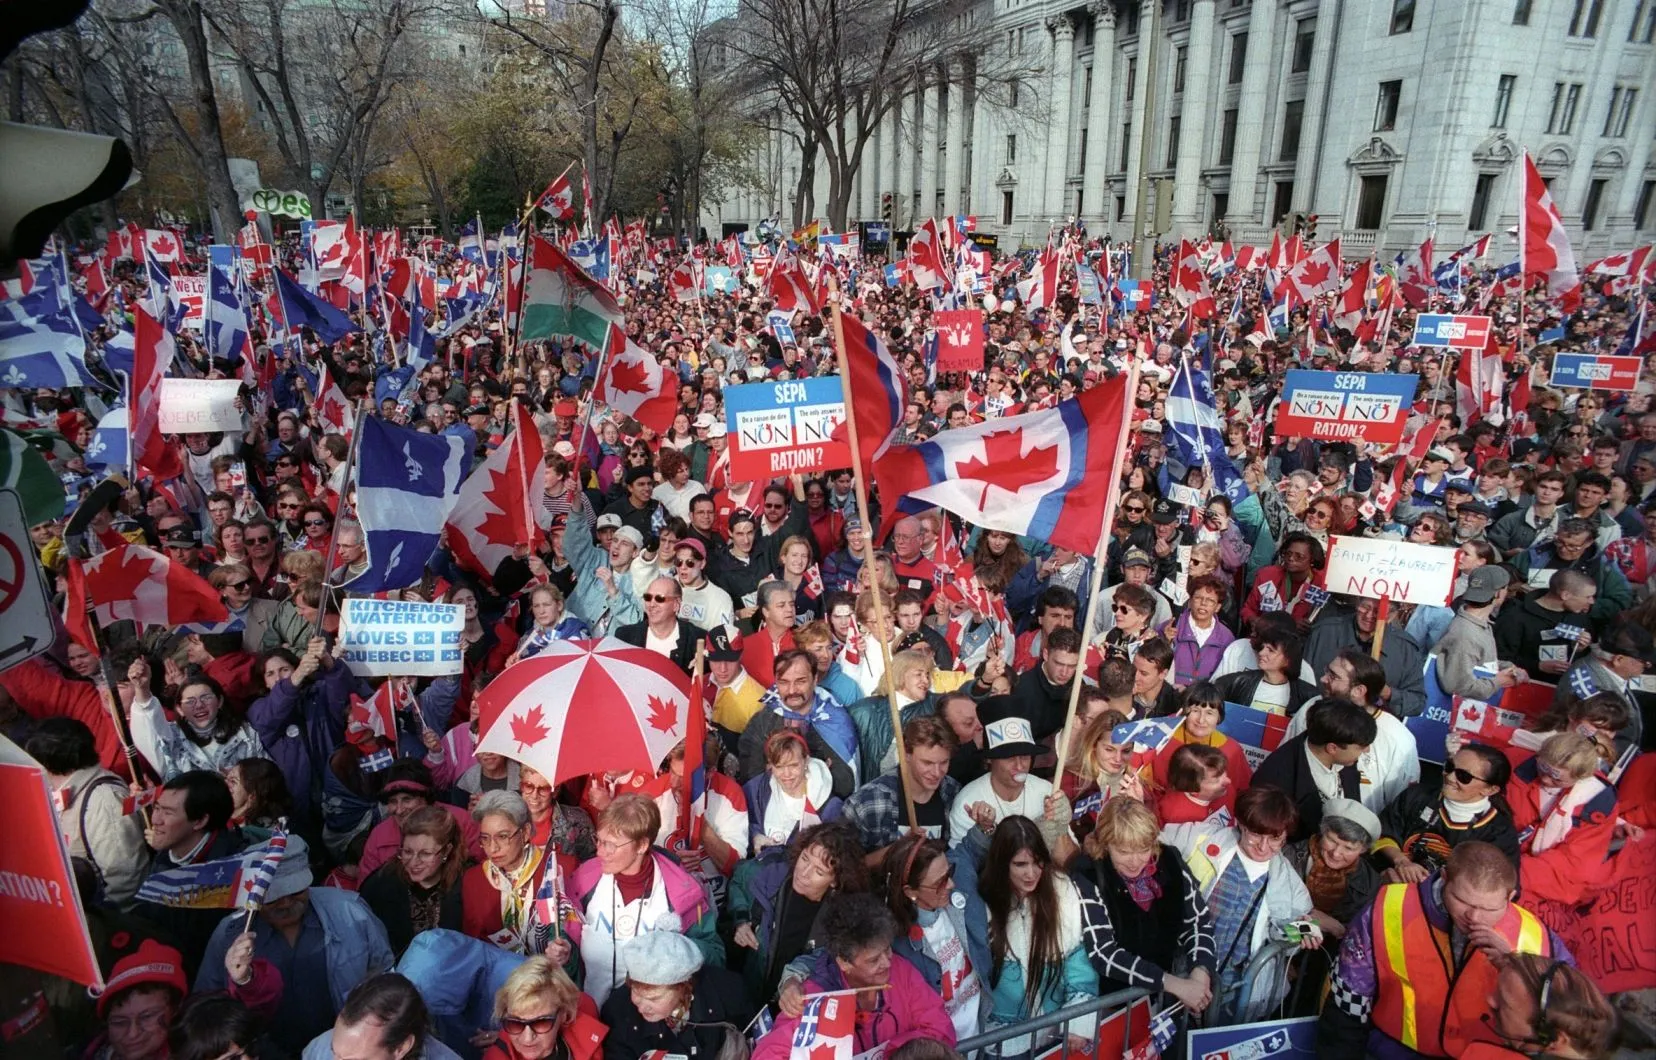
1356, 175, 1388, 229
1513, 0, 1533, 24
1116, 195, 1126, 221
1009, 79, 1020, 106
1002, 190, 1014, 225
1219, 107, 1239, 164
1174, 46, 1187, 94
1166, 116, 1181, 167
1006, 133, 1017, 162
1390, 0, 1415, 34
1493, 75, 1515, 128
1174, 0, 1192, 20
1582, 178, 1608, 230
1076, 189, 1085, 217
1635, 180, 1655, 227
1606, 87, 1638, 137
1120, 122, 1133, 169
1229, 32, 1248, 84
458, 43, 467, 57
1634, 1, 1656, 42
1568, 0, 1604, 37
1078, 127, 1089, 167
1470, 173, 1498, 230
1374, 80, 1401, 131
1125, 58, 1136, 101
1547, 82, 1582, 134
1213, 192, 1229, 219
1272, 181, 1295, 227
1083, 66, 1093, 103
1291, 20, 1316, 73
1280, 99, 1305, 160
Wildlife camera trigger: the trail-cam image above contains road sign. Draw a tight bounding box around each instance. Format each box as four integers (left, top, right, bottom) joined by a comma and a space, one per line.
0, 489, 54, 675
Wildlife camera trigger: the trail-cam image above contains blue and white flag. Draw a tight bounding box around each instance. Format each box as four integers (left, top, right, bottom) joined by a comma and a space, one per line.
1166, 355, 1248, 504
144, 247, 173, 321
274, 269, 359, 344
1543, 623, 1586, 643
1568, 667, 1599, 699
442, 292, 487, 336
457, 219, 483, 264
0, 290, 93, 389
204, 265, 249, 363
84, 406, 128, 470
568, 238, 611, 281
344, 416, 467, 592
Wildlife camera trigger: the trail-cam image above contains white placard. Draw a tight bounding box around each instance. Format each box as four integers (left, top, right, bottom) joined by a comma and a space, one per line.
1323, 534, 1458, 606
171, 274, 206, 328
157, 379, 244, 434
1166, 483, 1204, 507
337, 598, 464, 676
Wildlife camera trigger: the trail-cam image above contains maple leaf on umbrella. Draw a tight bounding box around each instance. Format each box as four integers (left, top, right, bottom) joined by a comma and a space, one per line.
87, 546, 157, 609
954, 428, 1060, 508
646, 694, 678, 734
607, 357, 652, 394
509, 705, 552, 750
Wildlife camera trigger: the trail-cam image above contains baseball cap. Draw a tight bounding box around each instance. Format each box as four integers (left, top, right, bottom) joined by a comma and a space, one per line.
1122, 546, 1154, 569
675, 537, 707, 560
552, 440, 577, 459
707, 423, 728, 439
1600, 623, 1656, 668
1151, 500, 1180, 525
1460, 565, 1510, 605
595, 513, 623, 531
693, 413, 716, 429
163, 526, 198, 547
554, 400, 578, 418
705, 624, 744, 661
1424, 448, 1452, 463
1456, 499, 1494, 519
615, 525, 645, 549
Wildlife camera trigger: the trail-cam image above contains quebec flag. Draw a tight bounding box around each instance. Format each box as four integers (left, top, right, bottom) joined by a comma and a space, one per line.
568, 238, 611, 282
345, 416, 467, 592
85, 406, 129, 470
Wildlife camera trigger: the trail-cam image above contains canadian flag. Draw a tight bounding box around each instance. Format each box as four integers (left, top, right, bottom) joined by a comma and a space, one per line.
765, 247, 820, 314
65, 544, 230, 654
669, 262, 699, 303
1170, 239, 1218, 319
785, 991, 858, 1060
347, 680, 416, 753
1280, 238, 1343, 303
315, 363, 356, 439
1016, 246, 1062, 311
1333, 259, 1373, 332
1520, 151, 1581, 310
1452, 698, 1524, 746
446, 403, 547, 580
1397, 238, 1436, 308
132, 307, 184, 482
596, 323, 678, 433
1234, 245, 1266, 272
538, 166, 575, 221
1456, 331, 1505, 425
1266, 230, 1288, 272
336, 214, 366, 302
144, 229, 182, 263
906, 219, 948, 291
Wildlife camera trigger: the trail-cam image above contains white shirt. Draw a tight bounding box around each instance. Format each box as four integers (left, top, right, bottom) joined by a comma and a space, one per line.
645, 624, 681, 657
1305, 745, 1345, 801
679, 580, 735, 630
1250, 680, 1292, 715
1288, 703, 1420, 812
947, 772, 1055, 848
921, 910, 983, 1041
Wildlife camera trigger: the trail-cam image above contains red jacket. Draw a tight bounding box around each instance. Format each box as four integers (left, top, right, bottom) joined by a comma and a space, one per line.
483, 993, 607, 1060
0, 659, 129, 778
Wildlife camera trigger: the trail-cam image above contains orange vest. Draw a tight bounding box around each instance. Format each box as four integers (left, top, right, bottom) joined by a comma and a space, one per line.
1369, 882, 1549, 1058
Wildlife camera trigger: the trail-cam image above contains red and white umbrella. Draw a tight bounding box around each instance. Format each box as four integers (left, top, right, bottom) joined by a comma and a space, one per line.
475, 638, 692, 786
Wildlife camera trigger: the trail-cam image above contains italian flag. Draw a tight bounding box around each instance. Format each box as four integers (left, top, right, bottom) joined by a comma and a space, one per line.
519, 231, 622, 353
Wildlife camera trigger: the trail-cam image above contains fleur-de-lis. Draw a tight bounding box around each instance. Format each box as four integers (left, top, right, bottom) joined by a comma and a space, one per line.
1, 364, 27, 386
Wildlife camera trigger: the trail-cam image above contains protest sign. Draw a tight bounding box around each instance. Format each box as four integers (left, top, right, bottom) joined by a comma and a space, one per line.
1548, 353, 1642, 391
1554, 835, 1656, 994
338, 598, 464, 677
1221, 702, 1292, 770
772, 323, 797, 346
702, 265, 735, 295
1411, 313, 1493, 350
1273, 370, 1419, 444
172, 274, 207, 327
1188, 1015, 1317, 1060
1116, 279, 1153, 310
1324, 535, 1458, 606
724, 378, 851, 480
933, 308, 985, 372
0, 735, 102, 988
157, 378, 245, 434
1166, 483, 1204, 507
1076, 265, 1104, 306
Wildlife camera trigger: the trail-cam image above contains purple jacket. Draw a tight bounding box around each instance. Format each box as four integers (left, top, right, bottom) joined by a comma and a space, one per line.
245, 663, 363, 823
1167, 612, 1236, 688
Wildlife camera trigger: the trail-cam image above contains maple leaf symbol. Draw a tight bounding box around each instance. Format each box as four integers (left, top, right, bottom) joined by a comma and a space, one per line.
808, 1044, 839, 1060
954, 428, 1059, 508
1297, 257, 1332, 290
88, 546, 156, 610
150, 234, 176, 257
607, 357, 652, 394
473, 465, 526, 548
646, 695, 677, 733
509, 705, 552, 750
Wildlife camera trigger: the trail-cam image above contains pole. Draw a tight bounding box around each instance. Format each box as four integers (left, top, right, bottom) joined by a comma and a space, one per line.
830, 304, 916, 830
1370, 594, 1389, 661
315, 398, 371, 641
1053, 359, 1142, 786
1130, 0, 1162, 283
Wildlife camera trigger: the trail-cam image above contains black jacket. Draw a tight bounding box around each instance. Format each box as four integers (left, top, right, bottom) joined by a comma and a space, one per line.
599, 964, 757, 1060
1250, 734, 1361, 843
1212, 671, 1319, 719
357, 864, 465, 956
130, 828, 251, 977
1493, 590, 1582, 684
615, 618, 706, 675
1012, 665, 1074, 742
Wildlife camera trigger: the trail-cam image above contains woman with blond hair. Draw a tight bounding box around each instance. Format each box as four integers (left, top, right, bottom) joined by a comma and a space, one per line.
1070, 798, 1214, 1013
1060, 710, 1149, 845
1507, 732, 1619, 909
600, 930, 756, 1060
481, 955, 608, 1060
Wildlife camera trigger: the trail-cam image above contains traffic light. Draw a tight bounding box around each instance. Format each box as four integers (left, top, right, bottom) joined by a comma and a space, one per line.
1304, 213, 1319, 241
881, 192, 894, 223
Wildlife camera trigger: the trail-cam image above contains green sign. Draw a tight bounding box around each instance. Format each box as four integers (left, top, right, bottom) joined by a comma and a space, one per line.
247, 188, 312, 219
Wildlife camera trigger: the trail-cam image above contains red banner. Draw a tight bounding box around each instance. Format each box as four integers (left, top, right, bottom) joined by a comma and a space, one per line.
1551, 835, 1656, 995
0, 736, 103, 989
933, 309, 985, 373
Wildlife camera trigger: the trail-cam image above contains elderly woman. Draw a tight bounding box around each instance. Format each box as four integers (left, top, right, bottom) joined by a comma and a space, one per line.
1161, 786, 1319, 1025
1148, 684, 1252, 794
599, 930, 757, 1060
1376, 742, 1520, 882
128, 662, 265, 780
360, 805, 466, 955
1166, 576, 1236, 688
1284, 798, 1381, 941
565, 794, 723, 1008
463, 790, 562, 957
1071, 798, 1215, 1014
1507, 732, 1619, 908
883, 831, 994, 1041
742, 730, 843, 857
482, 955, 607, 1060
730, 820, 868, 1000
849, 647, 940, 779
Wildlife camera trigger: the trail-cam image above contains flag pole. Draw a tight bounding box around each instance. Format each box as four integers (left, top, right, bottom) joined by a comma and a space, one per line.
681, 642, 705, 844
830, 304, 916, 830
509, 397, 536, 550
1053, 358, 1142, 789
315, 398, 371, 642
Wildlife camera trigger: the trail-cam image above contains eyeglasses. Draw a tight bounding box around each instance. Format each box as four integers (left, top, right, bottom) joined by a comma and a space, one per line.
304, 518, 328, 528
596, 836, 637, 854
1446, 766, 1487, 786
399, 848, 444, 862
1306, 509, 1331, 521
179, 695, 218, 708
642, 593, 677, 604
501, 1014, 563, 1036
674, 557, 701, 568
223, 580, 251, 592
520, 784, 553, 797
764, 502, 785, 510
918, 866, 955, 892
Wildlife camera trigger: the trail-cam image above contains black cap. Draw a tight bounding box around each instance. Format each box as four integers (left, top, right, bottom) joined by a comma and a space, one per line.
625, 465, 655, 486
163, 526, 198, 547
976, 695, 1042, 759
705, 625, 744, 662
1601, 623, 1656, 668
1151, 500, 1180, 525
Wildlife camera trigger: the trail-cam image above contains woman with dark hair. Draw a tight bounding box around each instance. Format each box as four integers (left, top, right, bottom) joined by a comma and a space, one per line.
1158, 744, 1236, 826
169, 993, 275, 1060
729, 820, 869, 1000
883, 832, 993, 1041
1241, 532, 1326, 629
1098, 583, 1159, 662
978, 815, 1098, 1056
297, 501, 334, 552
227, 757, 293, 830
1212, 628, 1318, 717
128, 660, 265, 780
1149, 684, 1252, 795
1376, 743, 1520, 882
360, 805, 467, 955
971, 530, 1029, 595
245, 635, 360, 826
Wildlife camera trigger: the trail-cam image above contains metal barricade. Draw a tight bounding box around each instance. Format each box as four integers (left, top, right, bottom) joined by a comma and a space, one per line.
954, 987, 1153, 1060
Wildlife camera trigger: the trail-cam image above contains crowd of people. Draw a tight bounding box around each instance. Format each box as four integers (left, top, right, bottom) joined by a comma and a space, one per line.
3, 223, 1655, 1060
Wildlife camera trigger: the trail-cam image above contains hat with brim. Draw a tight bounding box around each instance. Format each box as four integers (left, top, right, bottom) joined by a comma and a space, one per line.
1601, 622, 1656, 668
1460, 565, 1510, 605
977, 695, 1042, 759
1321, 798, 1382, 845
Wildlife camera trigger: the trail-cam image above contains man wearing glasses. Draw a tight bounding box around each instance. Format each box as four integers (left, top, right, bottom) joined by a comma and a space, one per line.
615, 576, 702, 676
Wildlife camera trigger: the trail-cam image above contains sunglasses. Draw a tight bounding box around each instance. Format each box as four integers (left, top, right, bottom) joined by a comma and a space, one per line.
642, 593, 677, 604
501, 1015, 562, 1036
304, 519, 328, 527
1124, 506, 1146, 514
1446, 766, 1487, 786
223, 580, 251, 592
674, 557, 701, 568
245, 535, 271, 545
1111, 604, 1136, 614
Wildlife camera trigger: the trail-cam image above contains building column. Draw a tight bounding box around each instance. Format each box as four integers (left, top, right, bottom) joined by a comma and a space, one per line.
1171, 0, 1216, 233
1045, 14, 1077, 221
1123, 43, 1149, 231
883, 92, 901, 226
1083, 2, 1116, 225
1293, 8, 1336, 213
970, 80, 989, 221
944, 64, 966, 217
861, 100, 879, 222
1224, 0, 1276, 228
920, 72, 939, 219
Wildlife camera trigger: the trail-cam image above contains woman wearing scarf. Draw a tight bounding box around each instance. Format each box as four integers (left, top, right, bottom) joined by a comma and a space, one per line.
462, 791, 566, 958
599, 930, 757, 1060
1147, 684, 1252, 795
1284, 798, 1381, 941
1375, 742, 1520, 882
1506, 732, 1619, 909
128, 665, 265, 781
